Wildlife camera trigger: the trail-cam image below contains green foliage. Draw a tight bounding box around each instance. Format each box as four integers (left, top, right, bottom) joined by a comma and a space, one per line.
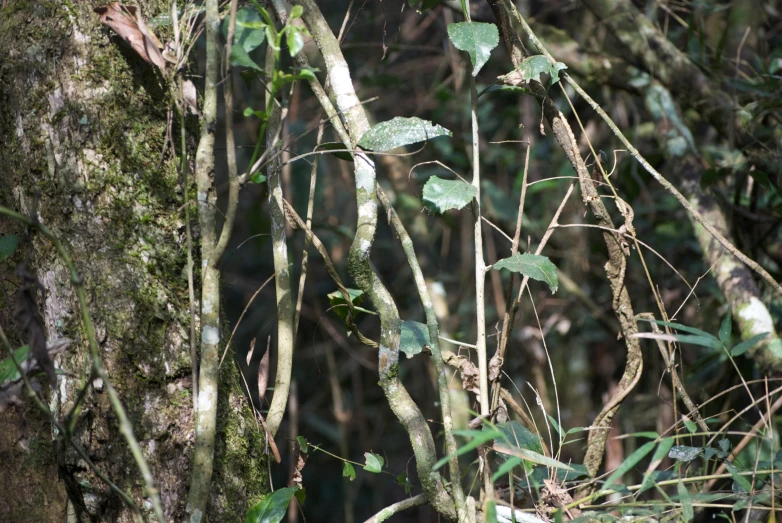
396, 472, 411, 494
0, 345, 30, 384
646, 316, 769, 357
0, 234, 18, 263
244, 486, 300, 523
327, 288, 375, 326
296, 436, 308, 454
447, 22, 499, 76
357, 117, 451, 152
515, 55, 568, 86
492, 253, 559, 293
399, 320, 430, 358
342, 462, 355, 481
363, 452, 384, 473
422, 176, 477, 213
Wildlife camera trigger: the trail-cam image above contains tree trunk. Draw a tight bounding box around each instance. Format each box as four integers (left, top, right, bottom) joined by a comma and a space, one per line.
0, 2, 266, 521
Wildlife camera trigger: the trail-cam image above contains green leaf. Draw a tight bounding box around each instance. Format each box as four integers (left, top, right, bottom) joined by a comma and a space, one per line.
230, 45, 264, 73
0, 234, 18, 263
315, 142, 353, 162
291, 68, 317, 82
493, 445, 575, 471
670, 333, 724, 350
492, 456, 523, 482
669, 445, 702, 463
601, 440, 656, 491
251, 172, 267, 184
327, 288, 374, 324
286, 26, 305, 57
496, 421, 543, 455
289, 4, 303, 19
484, 500, 498, 523
683, 416, 697, 434
492, 253, 559, 293
730, 332, 769, 356
726, 462, 752, 493
547, 414, 562, 436
358, 116, 451, 152
400, 320, 430, 359
433, 429, 504, 471
396, 472, 411, 493
363, 452, 384, 473
719, 309, 732, 344
648, 319, 719, 339
342, 462, 355, 481
515, 55, 568, 86
245, 486, 299, 523
678, 480, 694, 521
296, 436, 308, 454
422, 176, 477, 214
446, 22, 499, 76
225, 7, 267, 53
0, 345, 30, 384
638, 437, 675, 495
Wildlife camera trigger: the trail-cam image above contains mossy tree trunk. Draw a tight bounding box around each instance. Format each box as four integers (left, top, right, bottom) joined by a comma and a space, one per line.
0, 1, 266, 521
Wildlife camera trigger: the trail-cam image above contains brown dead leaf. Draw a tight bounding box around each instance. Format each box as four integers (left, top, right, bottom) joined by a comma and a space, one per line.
291, 448, 307, 488
94, 3, 166, 73
258, 336, 270, 403
182, 79, 200, 116
246, 337, 256, 367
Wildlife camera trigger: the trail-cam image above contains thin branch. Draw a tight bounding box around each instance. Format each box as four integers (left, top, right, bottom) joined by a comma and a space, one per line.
187, 0, 220, 517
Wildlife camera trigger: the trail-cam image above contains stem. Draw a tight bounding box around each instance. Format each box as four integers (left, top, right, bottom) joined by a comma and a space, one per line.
187, 0, 220, 517
363, 494, 427, 523
376, 186, 467, 520
264, 41, 295, 438
470, 74, 489, 418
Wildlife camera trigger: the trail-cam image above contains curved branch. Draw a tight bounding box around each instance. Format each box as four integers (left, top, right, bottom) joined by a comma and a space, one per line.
284, 0, 457, 518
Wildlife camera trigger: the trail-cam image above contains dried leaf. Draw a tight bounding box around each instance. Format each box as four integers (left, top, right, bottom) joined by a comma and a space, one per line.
246, 337, 256, 367
258, 336, 270, 403
291, 446, 307, 488
181, 79, 199, 115
94, 3, 167, 72
14, 264, 56, 389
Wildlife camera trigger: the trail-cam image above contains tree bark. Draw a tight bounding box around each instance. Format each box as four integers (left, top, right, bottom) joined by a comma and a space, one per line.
0, 2, 266, 521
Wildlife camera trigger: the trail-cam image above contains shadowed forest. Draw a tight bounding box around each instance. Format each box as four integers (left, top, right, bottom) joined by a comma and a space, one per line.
2, 1, 782, 522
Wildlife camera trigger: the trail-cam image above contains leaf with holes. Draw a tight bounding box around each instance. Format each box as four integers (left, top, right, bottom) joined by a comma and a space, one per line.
669, 445, 702, 463
447, 22, 499, 76
342, 462, 355, 481
516, 55, 568, 86
244, 486, 299, 523
492, 253, 558, 293
358, 117, 451, 152
422, 176, 477, 214
363, 452, 384, 473
400, 321, 430, 359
